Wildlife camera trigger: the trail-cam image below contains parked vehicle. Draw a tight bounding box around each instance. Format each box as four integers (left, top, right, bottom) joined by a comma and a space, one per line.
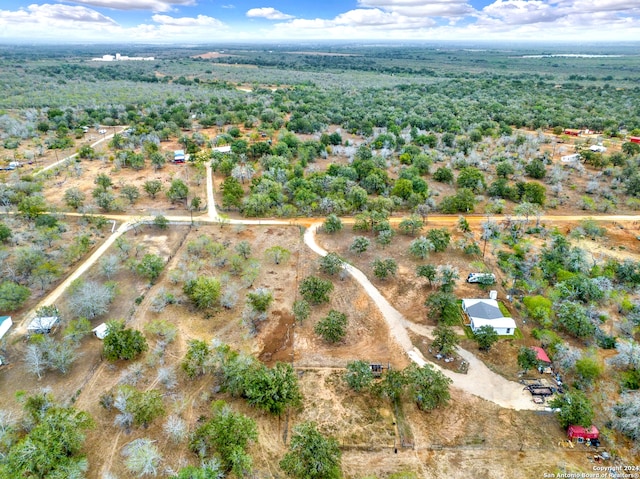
466, 273, 496, 284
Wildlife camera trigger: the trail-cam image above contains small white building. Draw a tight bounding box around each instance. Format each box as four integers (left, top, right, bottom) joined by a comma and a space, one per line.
0, 316, 12, 340
92, 323, 108, 340
462, 298, 516, 336
561, 153, 581, 163
213, 145, 232, 154
27, 316, 60, 334
589, 144, 607, 153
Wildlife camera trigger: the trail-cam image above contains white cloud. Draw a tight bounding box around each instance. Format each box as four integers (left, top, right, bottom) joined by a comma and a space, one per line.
65, 0, 196, 13
246, 7, 294, 20
0, 4, 117, 26
358, 0, 475, 18
152, 14, 225, 27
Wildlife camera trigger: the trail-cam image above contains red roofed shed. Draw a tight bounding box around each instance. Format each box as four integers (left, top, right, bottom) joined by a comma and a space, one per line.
567, 425, 599, 442
630, 137, 640, 144
531, 346, 551, 364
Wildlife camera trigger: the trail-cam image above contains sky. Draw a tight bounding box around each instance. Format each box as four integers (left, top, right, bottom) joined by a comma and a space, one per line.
0, 0, 638, 44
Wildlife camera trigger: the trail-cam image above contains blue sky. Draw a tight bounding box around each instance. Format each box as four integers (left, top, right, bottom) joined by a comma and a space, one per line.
0, 0, 638, 43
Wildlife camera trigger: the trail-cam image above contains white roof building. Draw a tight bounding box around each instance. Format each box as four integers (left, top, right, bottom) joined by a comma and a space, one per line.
92, 323, 108, 340
213, 145, 232, 153
462, 298, 516, 336
27, 316, 59, 334
589, 145, 607, 153
0, 316, 12, 340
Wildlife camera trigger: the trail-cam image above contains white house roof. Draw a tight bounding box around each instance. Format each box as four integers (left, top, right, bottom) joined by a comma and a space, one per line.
213, 145, 232, 153
463, 298, 517, 330
92, 323, 108, 340
27, 316, 59, 331
589, 145, 607, 153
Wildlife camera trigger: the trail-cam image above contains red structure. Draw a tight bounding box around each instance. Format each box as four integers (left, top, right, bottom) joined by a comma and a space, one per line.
564, 129, 581, 136
630, 137, 640, 144
531, 346, 551, 364
567, 425, 599, 442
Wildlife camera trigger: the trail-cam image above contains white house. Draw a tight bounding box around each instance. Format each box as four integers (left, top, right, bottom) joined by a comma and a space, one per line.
589, 144, 607, 153
213, 145, 232, 153
561, 153, 581, 163
0, 316, 12, 340
92, 323, 108, 340
27, 316, 60, 334
462, 298, 516, 336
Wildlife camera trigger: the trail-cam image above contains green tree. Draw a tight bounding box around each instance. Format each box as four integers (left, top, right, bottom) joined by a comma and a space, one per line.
167, 178, 189, 204
190, 401, 257, 476
154, 214, 169, 229
457, 167, 486, 192
315, 310, 347, 343
555, 301, 596, 339
235, 240, 251, 260
525, 159, 546, 179
0, 222, 11, 243
398, 215, 424, 236
221, 176, 244, 209
0, 281, 31, 311
265, 245, 291, 265
244, 362, 302, 416
439, 188, 476, 213
246, 288, 273, 312
409, 236, 435, 259
182, 339, 212, 379
18, 195, 46, 220
372, 258, 397, 280
143, 179, 163, 198
280, 422, 341, 479
119, 385, 165, 428
63, 187, 85, 209
323, 214, 343, 234
1, 398, 94, 479
496, 161, 514, 178
344, 360, 375, 392
120, 184, 140, 204
517, 347, 539, 373
623, 141, 640, 156
473, 325, 499, 351
94, 172, 113, 190
299, 276, 334, 304
425, 291, 459, 325
575, 356, 602, 385
135, 253, 165, 283
549, 390, 594, 429
319, 252, 344, 276
416, 264, 438, 287
432, 325, 459, 355
103, 320, 148, 361
292, 299, 310, 323
349, 236, 370, 255
433, 166, 453, 183
405, 363, 452, 411
426, 228, 451, 252
184, 276, 221, 309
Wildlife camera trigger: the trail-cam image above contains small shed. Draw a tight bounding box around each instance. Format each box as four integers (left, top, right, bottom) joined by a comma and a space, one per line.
174, 150, 185, 163
92, 323, 108, 340
213, 145, 232, 153
561, 153, 581, 163
27, 316, 59, 334
564, 129, 581, 136
567, 425, 599, 442
531, 346, 551, 365
589, 144, 607, 153
0, 316, 12, 340
630, 136, 640, 144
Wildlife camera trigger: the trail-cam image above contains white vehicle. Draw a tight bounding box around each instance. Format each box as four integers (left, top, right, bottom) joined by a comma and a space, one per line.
467, 273, 496, 284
